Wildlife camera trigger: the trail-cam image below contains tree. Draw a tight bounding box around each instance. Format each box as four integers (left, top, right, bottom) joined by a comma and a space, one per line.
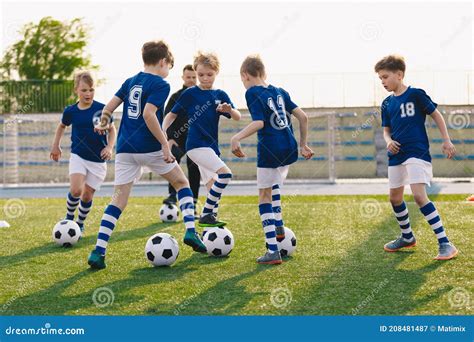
1, 16, 96, 80
0, 17, 97, 113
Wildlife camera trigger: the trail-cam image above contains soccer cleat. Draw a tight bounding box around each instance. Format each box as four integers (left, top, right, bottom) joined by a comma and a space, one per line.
383, 236, 417, 252
257, 250, 282, 264
88, 250, 106, 269
163, 195, 177, 205
183, 230, 207, 253
434, 242, 458, 260
198, 214, 227, 227
275, 226, 285, 241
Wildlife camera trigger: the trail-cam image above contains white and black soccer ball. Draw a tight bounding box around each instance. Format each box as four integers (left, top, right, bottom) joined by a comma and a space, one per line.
52, 220, 81, 247
277, 227, 297, 257
202, 227, 234, 257
145, 233, 179, 266
159, 204, 179, 223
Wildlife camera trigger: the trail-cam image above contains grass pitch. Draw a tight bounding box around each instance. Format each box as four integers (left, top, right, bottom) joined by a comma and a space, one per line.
0, 194, 472, 315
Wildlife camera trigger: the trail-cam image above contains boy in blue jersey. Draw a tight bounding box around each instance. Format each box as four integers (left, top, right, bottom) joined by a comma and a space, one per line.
88, 41, 205, 269
50, 71, 116, 234
375, 55, 458, 260
231, 55, 314, 264
163, 52, 241, 228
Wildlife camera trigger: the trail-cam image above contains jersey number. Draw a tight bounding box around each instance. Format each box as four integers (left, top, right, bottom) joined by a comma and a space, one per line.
128, 85, 143, 119
268, 95, 289, 129
400, 102, 415, 118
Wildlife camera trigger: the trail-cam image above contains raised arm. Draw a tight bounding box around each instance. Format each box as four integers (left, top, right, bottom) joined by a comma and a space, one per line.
291, 107, 314, 159
430, 109, 456, 159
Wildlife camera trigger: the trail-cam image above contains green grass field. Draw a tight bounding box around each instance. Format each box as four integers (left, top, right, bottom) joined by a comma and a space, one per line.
0, 194, 472, 316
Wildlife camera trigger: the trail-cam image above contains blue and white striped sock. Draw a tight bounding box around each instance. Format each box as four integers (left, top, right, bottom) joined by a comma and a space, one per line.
259, 203, 278, 252
202, 173, 232, 216
66, 192, 80, 220
94, 205, 122, 255
178, 188, 196, 233
420, 202, 449, 244
272, 184, 284, 227
392, 202, 414, 242
212, 203, 219, 216
76, 200, 92, 229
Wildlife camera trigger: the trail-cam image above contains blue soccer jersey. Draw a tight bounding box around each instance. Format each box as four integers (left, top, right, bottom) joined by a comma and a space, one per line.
115, 72, 170, 154
61, 100, 109, 163
381, 86, 437, 166
171, 86, 233, 155
245, 85, 299, 168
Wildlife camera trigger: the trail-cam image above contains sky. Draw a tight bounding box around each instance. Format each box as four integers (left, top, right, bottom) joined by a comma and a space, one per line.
1, 0, 473, 108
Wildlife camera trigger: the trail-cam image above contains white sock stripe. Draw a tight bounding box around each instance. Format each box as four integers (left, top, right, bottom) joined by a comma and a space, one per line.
102, 213, 118, 225
260, 213, 274, 222
217, 176, 231, 184
274, 214, 282, 221
204, 203, 214, 210
431, 220, 443, 230
96, 239, 108, 248
179, 196, 194, 205
98, 226, 113, 236
185, 221, 195, 229
436, 231, 447, 239
424, 210, 439, 221
182, 209, 194, 217
78, 206, 92, 212
398, 218, 410, 226
264, 225, 276, 233
207, 194, 219, 202
272, 200, 282, 207
266, 237, 277, 245
211, 185, 225, 194
401, 227, 412, 234
394, 208, 408, 217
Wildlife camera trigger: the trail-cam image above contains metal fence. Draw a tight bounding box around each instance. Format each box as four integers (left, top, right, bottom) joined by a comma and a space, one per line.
1, 107, 473, 187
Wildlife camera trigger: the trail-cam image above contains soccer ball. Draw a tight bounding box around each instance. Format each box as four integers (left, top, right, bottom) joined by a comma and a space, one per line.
52, 220, 81, 247
145, 233, 179, 266
277, 227, 297, 257
202, 227, 234, 257
159, 204, 179, 222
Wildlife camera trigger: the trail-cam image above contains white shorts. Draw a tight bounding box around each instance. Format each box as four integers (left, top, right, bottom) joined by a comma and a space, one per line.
114, 151, 178, 185
388, 157, 433, 189
69, 153, 107, 190
186, 147, 226, 184
257, 165, 290, 189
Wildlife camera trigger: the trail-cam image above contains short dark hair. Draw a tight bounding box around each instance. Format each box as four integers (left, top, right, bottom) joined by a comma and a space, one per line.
240, 55, 266, 78
182, 64, 194, 73
374, 55, 406, 73
142, 40, 174, 67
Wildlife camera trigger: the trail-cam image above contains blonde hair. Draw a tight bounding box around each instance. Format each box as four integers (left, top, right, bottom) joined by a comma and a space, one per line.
74, 71, 94, 89
240, 54, 266, 78
193, 51, 220, 72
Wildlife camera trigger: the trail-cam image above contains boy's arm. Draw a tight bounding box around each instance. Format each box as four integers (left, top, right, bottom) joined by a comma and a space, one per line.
291, 107, 314, 159
162, 112, 178, 134
217, 103, 241, 121
143, 103, 175, 163
230, 121, 264, 158
50, 123, 66, 162
95, 96, 123, 134
430, 109, 456, 159
100, 124, 117, 161
383, 127, 401, 154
